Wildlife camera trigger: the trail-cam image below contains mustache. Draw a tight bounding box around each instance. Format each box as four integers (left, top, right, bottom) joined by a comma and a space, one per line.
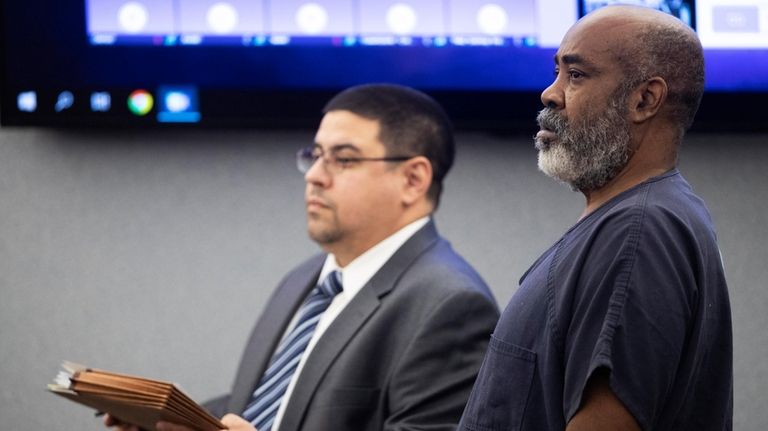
306, 187, 334, 208
537, 108, 568, 134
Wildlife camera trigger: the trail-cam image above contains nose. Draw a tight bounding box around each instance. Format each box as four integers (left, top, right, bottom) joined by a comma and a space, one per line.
304, 156, 331, 187
540, 78, 564, 110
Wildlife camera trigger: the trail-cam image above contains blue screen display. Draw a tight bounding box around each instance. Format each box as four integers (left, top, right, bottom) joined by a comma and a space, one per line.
2, 0, 767, 128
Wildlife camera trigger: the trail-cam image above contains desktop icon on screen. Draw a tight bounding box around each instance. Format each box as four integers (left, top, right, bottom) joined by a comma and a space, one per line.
55, 91, 74, 112
17, 91, 37, 112
156, 86, 200, 123
90, 92, 112, 112
127, 89, 154, 116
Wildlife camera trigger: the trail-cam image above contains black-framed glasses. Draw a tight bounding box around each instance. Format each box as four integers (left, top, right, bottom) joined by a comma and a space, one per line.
296, 145, 414, 174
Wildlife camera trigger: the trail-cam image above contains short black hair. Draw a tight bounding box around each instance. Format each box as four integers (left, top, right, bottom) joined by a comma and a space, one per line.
323, 83, 455, 209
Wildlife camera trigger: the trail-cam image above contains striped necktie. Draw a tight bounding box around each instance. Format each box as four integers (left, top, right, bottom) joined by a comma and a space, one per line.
242, 270, 343, 431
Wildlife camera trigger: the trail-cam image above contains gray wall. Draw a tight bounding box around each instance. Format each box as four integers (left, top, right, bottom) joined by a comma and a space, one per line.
1, 128, 765, 430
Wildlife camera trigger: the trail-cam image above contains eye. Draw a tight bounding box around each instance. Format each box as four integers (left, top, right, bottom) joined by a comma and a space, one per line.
332, 154, 358, 167
568, 69, 585, 80
309, 148, 323, 161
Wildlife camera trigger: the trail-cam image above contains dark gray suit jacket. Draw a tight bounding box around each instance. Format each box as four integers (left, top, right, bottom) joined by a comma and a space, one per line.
206, 221, 499, 431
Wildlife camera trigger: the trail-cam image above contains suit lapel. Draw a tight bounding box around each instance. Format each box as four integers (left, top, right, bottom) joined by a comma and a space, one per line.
228, 255, 325, 414
277, 285, 381, 431
278, 221, 440, 431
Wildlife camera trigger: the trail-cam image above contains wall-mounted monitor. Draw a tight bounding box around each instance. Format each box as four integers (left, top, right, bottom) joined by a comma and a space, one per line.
2, 0, 767, 130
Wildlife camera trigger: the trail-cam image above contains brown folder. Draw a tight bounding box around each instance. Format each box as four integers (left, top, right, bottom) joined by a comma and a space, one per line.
48, 361, 226, 431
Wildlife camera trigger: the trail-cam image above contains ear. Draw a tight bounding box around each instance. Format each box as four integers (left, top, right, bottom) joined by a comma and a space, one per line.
400, 156, 433, 206
628, 77, 667, 124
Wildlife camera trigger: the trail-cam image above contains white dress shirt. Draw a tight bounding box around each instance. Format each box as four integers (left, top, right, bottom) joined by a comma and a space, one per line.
271, 216, 430, 430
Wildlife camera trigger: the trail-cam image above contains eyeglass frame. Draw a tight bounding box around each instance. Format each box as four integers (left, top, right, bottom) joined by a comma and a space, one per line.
296, 145, 416, 174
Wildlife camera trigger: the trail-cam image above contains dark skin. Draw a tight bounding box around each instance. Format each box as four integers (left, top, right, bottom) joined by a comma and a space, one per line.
541, 6, 678, 221
541, 5, 696, 430
568, 370, 642, 431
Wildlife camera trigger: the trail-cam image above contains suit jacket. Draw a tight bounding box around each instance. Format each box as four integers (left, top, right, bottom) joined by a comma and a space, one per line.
206, 221, 499, 431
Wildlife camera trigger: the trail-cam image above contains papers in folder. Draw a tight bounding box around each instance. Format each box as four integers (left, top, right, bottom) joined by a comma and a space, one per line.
48, 361, 226, 431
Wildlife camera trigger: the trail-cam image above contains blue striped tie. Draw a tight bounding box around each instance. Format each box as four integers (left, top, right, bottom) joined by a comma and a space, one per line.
242, 270, 343, 431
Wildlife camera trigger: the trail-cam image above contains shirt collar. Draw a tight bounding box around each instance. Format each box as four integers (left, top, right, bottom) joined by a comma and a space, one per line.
318, 216, 430, 297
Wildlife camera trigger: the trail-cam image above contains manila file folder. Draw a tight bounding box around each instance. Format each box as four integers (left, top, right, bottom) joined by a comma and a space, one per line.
48, 361, 226, 431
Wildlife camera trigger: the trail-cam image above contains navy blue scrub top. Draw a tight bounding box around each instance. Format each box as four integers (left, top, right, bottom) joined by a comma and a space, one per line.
459, 170, 732, 431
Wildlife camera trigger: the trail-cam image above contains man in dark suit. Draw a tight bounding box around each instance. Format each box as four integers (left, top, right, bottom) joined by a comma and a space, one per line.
106, 84, 499, 431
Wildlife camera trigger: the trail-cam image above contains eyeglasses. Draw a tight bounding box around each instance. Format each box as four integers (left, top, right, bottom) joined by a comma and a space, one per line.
296, 145, 414, 174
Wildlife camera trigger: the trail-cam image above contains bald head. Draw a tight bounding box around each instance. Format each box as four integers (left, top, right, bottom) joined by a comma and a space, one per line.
578, 4, 690, 29
573, 6, 705, 135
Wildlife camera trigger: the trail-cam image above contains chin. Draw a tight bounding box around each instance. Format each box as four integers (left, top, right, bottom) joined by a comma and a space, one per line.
308, 226, 342, 246
537, 151, 559, 176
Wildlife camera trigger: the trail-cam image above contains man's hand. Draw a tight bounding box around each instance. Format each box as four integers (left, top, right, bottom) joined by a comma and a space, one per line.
219, 414, 257, 431
155, 414, 256, 431
104, 412, 255, 431
103, 413, 142, 431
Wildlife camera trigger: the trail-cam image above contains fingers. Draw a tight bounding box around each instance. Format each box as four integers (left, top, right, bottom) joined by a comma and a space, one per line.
218, 413, 256, 431
155, 421, 197, 431
103, 414, 118, 427
103, 414, 140, 431
105, 414, 249, 431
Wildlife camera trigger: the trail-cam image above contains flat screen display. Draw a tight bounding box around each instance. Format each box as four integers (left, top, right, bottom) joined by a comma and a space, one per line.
2, 0, 766, 130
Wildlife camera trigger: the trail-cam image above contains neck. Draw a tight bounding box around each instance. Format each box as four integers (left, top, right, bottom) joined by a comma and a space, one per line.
580, 165, 672, 219
328, 208, 432, 267
580, 131, 678, 219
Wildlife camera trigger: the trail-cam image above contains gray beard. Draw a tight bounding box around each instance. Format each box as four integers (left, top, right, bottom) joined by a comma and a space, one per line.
535, 97, 632, 192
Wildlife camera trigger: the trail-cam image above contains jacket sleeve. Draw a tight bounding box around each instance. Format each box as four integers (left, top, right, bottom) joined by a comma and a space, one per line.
384, 289, 500, 431
202, 394, 230, 418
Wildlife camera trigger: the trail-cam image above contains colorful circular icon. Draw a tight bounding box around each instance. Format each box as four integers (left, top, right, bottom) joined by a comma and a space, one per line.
127, 90, 154, 116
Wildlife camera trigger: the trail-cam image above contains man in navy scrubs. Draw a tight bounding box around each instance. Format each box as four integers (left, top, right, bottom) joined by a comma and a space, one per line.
459, 5, 732, 431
